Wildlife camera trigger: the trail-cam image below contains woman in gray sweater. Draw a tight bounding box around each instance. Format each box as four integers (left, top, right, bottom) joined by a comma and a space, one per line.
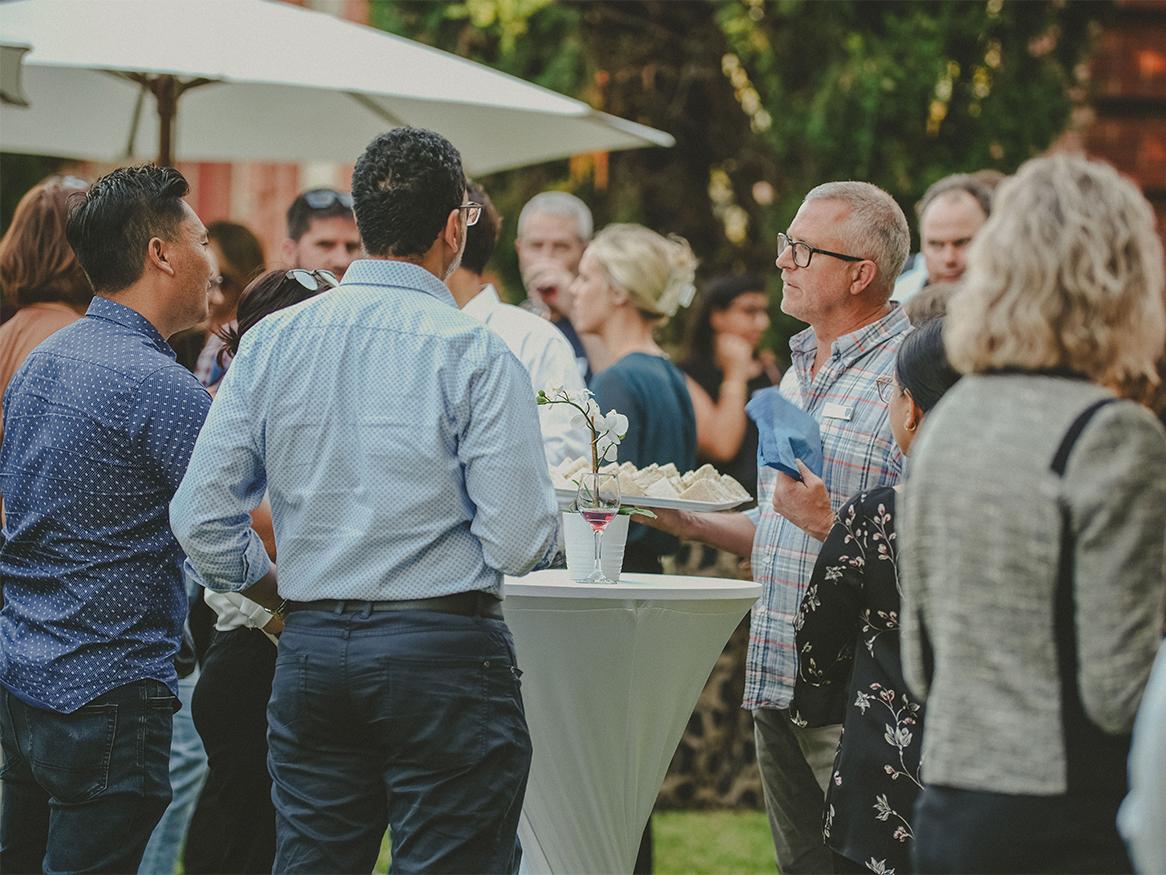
899, 153, 1166, 874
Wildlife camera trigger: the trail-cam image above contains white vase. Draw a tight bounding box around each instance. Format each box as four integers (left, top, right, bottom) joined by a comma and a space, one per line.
562, 511, 629, 582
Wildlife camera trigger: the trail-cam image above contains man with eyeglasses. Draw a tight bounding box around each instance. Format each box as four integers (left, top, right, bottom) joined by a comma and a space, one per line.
171, 128, 557, 874
281, 187, 363, 279
643, 182, 911, 873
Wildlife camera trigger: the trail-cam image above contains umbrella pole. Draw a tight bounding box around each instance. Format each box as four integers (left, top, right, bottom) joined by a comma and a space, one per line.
154, 75, 177, 167
125, 72, 214, 167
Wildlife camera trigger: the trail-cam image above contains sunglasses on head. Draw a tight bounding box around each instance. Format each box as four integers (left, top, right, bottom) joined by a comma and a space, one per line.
286, 269, 339, 292
301, 189, 353, 211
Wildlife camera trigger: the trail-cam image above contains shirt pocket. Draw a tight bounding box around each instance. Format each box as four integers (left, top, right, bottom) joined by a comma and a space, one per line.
818, 416, 899, 500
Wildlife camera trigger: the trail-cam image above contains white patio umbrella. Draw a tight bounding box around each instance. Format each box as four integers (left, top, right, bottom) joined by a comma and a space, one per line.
0, 38, 30, 106
0, 0, 673, 174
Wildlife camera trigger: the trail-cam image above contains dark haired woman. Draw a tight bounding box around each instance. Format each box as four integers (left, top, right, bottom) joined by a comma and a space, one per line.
680, 274, 780, 500
790, 319, 960, 874
184, 269, 333, 875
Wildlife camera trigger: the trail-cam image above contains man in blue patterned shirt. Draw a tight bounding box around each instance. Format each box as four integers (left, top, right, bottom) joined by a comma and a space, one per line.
645, 182, 911, 873
171, 128, 559, 873
0, 165, 216, 873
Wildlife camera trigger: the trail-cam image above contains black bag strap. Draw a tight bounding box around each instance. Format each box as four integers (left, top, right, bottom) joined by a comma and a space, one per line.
1049, 396, 1129, 796
1050, 398, 1115, 476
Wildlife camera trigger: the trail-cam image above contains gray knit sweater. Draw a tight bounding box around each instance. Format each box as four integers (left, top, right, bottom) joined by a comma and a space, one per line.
899, 373, 1166, 795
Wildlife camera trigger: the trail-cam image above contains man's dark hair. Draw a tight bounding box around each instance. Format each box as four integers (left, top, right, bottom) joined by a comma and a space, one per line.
351, 128, 465, 259
285, 189, 355, 241
915, 173, 993, 221
461, 179, 501, 275
65, 164, 190, 294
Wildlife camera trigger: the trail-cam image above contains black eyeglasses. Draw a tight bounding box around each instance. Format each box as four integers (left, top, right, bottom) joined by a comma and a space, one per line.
286, 268, 339, 292
300, 189, 353, 211
777, 232, 865, 268
456, 202, 482, 227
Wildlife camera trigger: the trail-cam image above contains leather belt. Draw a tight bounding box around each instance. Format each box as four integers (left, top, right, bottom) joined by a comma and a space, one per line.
285, 591, 503, 619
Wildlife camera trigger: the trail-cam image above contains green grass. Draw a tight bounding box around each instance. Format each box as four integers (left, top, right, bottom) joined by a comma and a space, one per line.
655, 810, 774, 874
373, 810, 773, 874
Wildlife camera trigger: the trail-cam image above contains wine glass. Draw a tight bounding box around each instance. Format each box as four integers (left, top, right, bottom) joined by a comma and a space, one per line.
575, 471, 621, 584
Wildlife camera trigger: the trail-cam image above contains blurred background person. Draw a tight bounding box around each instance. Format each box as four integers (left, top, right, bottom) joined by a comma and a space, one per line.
183, 268, 331, 875
570, 222, 697, 872
446, 180, 588, 467
281, 187, 361, 279
791, 318, 960, 875
680, 273, 780, 501
0, 176, 91, 444
515, 190, 605, 381
893, 173, 992, 303
194, 221, 265, 389
901, 154, 1166, 874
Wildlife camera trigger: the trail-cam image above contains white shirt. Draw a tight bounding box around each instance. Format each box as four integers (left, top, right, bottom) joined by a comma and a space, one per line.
463, 284, 589, 467
1119, 641, 1166, 875
204, 589, 272, 632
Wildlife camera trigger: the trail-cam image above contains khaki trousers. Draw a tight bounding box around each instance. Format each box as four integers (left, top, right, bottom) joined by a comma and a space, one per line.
753, 708, 841, 874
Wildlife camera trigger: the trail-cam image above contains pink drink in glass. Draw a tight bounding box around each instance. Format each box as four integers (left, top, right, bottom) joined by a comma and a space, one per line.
580, 508, 617, 533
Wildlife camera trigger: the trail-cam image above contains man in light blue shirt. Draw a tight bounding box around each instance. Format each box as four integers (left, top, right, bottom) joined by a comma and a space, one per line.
170, 127, 558, 873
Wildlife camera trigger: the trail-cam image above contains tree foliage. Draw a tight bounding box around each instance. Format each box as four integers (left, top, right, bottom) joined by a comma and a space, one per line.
371, 0, 1108, 351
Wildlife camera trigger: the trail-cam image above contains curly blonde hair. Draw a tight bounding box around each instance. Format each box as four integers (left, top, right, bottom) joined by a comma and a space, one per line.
945, 153, 1165, 385
586, 223, 697, 321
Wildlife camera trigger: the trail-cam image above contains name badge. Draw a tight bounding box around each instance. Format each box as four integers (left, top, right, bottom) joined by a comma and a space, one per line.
822, 402, 853, 421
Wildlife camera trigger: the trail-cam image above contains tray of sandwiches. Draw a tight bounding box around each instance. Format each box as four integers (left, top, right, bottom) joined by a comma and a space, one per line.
550, 457, 752, 512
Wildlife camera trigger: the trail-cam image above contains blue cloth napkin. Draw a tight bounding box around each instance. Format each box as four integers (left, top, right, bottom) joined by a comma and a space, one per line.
746, 387, 824, 480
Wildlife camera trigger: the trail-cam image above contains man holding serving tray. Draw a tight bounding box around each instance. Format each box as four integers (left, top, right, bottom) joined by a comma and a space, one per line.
171, 128, 558, 874
642, 181, 911, 874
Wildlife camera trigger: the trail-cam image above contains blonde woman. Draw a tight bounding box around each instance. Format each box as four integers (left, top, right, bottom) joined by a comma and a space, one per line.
899, 154, 1166, 873
569, 223, 697, 576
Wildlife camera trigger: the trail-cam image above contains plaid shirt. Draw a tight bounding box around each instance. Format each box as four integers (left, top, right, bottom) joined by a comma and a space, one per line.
744, 305, 911, 711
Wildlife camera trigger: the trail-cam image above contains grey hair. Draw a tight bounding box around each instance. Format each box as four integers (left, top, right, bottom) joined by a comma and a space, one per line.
517, 191, 593, 242
945, 153, 1166, 385
802, 181, 910, 298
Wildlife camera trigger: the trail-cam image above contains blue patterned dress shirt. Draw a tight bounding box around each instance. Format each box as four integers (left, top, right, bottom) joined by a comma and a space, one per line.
0, 297, 211, 713
171, 259, 559, 602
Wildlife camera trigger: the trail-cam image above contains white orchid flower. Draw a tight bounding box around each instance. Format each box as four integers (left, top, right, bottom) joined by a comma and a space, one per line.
604, 410, 629, 440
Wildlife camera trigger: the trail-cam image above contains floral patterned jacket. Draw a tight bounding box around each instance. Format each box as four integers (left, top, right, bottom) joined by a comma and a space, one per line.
792, 486, 924, 875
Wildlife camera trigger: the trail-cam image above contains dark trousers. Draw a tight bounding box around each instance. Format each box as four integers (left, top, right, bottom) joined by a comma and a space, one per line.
0, 680, 174, 875
185, 627, 277, 874
913, 784, 1133, 874
267, 604, 533, 874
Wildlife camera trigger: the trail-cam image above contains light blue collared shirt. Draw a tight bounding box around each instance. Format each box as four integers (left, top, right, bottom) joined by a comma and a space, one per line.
170, 259, 559, 601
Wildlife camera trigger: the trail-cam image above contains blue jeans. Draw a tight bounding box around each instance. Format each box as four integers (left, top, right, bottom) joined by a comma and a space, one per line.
0, 680, 175, 874
268, 604, 532, 874
138, 671, 208, 875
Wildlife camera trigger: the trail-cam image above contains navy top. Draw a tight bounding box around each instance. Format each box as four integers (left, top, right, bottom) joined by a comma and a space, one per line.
591, 352, 696, 567
554, 317, 593, 385
0, 296, 211, 713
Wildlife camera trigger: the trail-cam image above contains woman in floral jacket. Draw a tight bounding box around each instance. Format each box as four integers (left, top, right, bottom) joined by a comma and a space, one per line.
791, 318, 959, 875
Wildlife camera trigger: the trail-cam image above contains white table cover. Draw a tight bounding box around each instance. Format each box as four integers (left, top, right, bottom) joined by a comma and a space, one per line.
503, 570, 761, 874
